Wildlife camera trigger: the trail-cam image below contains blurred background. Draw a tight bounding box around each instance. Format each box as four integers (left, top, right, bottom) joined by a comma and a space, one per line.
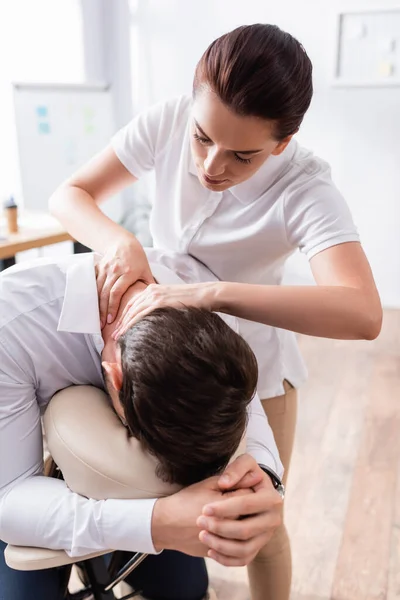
1, 0, 400, 306
1, 2, 400, 599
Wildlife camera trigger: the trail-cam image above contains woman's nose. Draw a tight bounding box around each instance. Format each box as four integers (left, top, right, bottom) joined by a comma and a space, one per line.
203, 147, 225, 177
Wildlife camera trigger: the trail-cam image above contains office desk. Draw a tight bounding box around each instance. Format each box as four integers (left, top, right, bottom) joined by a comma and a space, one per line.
0, 211, 75, 271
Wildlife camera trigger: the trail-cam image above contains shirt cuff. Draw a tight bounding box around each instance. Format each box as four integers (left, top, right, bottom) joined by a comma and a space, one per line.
100, 498, 159, 554
246, 445, 284, 479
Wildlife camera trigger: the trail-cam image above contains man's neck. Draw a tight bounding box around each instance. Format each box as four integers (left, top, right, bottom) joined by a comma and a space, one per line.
101, 280, 147, 345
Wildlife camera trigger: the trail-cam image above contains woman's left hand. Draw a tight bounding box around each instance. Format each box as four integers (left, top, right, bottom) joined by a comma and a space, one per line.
112, 281, 217, 339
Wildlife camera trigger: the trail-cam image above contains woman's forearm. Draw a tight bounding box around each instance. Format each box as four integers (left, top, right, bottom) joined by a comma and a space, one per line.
49, 185, 134, 254
213, 282, 382, 340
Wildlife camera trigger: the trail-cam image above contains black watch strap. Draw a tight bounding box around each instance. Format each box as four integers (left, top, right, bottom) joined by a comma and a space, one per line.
258, 464, 285, 499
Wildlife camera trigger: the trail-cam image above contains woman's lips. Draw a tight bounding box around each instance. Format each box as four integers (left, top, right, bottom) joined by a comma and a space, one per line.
202, 173, 228, 186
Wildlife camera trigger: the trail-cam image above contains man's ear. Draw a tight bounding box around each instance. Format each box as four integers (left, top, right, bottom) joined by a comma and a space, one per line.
102, 361, 123, 392
271, 134, 295, 156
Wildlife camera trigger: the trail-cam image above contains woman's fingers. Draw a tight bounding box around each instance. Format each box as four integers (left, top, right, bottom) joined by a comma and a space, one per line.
95, 264, 107, 297
98, 274, 119, 328
96, 268, 108, 327
94, 237, 154, 328
113, 282, 212, 338
113, 305, 155, 339
107, 275, 134, 324
115, 294, 144, 328
114, 286, 160, 333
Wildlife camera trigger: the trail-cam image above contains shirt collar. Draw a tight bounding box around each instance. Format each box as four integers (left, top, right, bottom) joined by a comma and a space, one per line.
150, 262, 186, 285
57, 253, 101, 335
188, 138, 297, 205
57, 254, 185, 336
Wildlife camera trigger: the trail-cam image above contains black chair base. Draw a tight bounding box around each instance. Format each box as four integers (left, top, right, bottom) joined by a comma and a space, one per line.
65, 551, 144, 600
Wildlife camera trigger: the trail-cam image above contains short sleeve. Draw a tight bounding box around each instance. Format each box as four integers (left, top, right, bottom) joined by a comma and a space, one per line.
111, 95, 191, 179
284, 168, 360, 260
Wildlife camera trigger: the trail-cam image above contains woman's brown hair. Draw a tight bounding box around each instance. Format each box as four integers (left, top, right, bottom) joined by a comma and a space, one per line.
194, 24, 313, 140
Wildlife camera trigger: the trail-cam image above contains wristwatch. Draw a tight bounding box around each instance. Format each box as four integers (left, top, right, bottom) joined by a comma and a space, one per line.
258, 464, 285, 499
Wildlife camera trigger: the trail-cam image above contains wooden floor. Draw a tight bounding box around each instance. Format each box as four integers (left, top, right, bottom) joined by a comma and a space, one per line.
207, 309, 400, 600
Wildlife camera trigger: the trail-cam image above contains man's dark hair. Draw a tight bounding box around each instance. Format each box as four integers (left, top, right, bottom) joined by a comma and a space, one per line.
194, 24, 313, 140
118, 307, 258, 487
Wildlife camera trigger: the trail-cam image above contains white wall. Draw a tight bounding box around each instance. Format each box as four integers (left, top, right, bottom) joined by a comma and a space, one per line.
0, 0, 84, 205
132, 0, 400, 307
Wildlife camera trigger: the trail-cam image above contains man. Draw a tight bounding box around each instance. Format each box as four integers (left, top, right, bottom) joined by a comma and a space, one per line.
0, 248, 283, 600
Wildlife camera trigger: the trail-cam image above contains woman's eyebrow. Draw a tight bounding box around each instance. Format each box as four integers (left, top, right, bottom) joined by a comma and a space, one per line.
194, 120, 212, 140
194, 119, 263, 154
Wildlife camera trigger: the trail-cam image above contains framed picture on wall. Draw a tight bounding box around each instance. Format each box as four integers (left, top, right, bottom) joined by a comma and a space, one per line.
333, 6, 400, 87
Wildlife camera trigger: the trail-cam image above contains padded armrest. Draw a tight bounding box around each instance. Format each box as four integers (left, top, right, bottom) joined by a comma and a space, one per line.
4, 544, 109, 571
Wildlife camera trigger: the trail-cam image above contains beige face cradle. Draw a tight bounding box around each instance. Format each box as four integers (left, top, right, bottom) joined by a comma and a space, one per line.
5, 385, 180, 572
4, 384, 245, 600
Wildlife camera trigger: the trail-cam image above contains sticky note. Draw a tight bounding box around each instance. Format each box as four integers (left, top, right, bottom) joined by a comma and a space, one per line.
378, 61, 394, 77
38, 122, 51, 134
36, 106, 48, 118
84, 107, 94, 119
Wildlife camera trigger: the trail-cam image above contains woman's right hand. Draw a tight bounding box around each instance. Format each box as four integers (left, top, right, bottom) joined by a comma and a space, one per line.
96, 235, 154, 328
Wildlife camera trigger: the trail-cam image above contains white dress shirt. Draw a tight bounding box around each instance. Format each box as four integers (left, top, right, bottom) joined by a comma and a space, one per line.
112, 95, 360, 398
0, 250, 281, 557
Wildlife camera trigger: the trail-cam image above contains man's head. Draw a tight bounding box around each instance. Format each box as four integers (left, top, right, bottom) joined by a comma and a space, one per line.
102, 307, 258, 487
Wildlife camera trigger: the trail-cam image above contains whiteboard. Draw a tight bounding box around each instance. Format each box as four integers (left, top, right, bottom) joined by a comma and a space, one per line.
13, 82, 122, 218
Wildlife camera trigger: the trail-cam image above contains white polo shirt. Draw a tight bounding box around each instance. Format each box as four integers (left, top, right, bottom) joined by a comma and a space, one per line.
0, 251, 281, 557
112, 96, 360, 398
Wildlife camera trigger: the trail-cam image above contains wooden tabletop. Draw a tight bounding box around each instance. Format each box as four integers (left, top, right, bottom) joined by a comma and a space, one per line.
0, 211, 73, 259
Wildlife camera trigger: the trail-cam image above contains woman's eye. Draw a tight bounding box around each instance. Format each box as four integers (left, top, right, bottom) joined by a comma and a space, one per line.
193, 131, 252, 164
193, 132, 211, 145
234, 154, 252, 165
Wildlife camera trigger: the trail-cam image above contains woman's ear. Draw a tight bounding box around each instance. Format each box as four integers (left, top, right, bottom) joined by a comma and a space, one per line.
271, 134, 294, 156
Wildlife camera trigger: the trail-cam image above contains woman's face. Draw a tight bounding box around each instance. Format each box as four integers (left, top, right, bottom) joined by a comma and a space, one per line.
191, 87, 291, 192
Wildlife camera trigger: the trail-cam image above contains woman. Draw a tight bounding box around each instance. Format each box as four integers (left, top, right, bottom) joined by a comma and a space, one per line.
50, 23, 382, 600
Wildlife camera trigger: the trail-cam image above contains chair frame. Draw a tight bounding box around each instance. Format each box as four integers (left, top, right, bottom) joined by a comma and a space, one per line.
44, 460, 148, 600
